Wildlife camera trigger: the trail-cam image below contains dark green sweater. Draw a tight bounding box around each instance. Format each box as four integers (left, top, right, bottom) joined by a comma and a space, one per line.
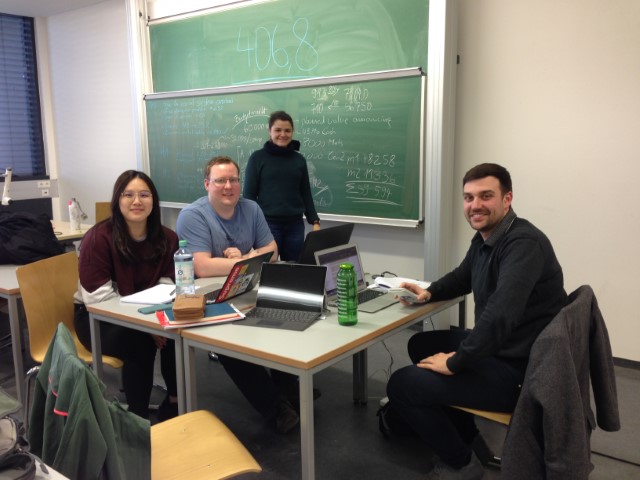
243, 140, 320, 224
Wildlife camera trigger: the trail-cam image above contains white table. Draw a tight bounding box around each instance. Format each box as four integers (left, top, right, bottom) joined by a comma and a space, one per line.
50, 220, 92, 242
87, 298, 187, 414
181, 292, 465, 480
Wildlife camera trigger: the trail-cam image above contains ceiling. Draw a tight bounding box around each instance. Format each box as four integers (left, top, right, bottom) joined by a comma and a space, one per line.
0, 0, 106, 17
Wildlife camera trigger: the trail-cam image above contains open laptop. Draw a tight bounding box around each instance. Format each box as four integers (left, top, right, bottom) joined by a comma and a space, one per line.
198, 251, 274, 304
314, 244, 398, 313
297, 223, 355, 265
234, 262, 327, 331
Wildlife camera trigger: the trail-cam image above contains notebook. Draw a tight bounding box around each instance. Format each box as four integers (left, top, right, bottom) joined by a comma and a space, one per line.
198, 251, 274, 304
234, 262, 327, 331
314, 243, 398, 313
297, 223, 355, 265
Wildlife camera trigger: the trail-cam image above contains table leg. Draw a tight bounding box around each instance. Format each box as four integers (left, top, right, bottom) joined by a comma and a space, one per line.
299, 371, 315, 480
174, 337, 185, 414
184, 343, 198, 412
458, 297, 467, 330
7, 296, 25, 404
88, 313, 104, 379
352, 349, 368, 405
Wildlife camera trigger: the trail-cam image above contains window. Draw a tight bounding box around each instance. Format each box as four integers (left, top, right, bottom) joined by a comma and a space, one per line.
0, 13, 46, 179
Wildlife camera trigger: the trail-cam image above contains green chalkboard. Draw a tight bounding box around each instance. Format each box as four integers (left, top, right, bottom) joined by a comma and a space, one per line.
146, 74, 423, 225
149, 0, 428, 92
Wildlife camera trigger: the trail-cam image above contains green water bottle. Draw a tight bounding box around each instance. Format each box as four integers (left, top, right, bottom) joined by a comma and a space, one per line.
337, 263, 358, 326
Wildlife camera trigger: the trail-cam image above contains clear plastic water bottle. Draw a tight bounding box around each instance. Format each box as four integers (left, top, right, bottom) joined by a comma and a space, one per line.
68, 198, 82, 230
174, 239, 195, 295
337, 263, 358, 326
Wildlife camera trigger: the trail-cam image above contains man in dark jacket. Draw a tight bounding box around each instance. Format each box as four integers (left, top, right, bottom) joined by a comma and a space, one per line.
386, 163, 567, 480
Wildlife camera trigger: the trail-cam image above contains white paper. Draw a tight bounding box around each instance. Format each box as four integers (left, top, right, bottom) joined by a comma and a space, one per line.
372, 276, 431, 291
120, 284, 175, 305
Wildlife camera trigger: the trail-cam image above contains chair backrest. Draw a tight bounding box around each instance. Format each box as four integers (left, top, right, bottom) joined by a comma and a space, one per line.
15, 252, 122, 368
95, 202, 111, 223
16, 252, 79, 364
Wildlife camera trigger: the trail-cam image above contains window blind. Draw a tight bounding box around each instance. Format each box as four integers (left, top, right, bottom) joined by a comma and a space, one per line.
0, 14, 46, 178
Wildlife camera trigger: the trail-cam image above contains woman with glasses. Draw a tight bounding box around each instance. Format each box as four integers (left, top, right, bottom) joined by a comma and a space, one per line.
243, 110, 321, 261
73, 170, 179, 421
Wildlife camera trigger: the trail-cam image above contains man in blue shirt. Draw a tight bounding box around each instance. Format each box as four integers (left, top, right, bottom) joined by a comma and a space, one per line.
386, 163, 567, 479
177, 156, 300, 434
176, 155, 277, 277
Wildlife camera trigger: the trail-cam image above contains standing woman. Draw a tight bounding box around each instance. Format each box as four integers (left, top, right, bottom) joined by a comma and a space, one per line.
244, 110, 320, 261
73, 170, 179, 421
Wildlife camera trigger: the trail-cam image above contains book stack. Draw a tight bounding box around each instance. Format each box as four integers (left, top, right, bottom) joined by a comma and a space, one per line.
157, 301, 245, 330
172, 294, 205, 322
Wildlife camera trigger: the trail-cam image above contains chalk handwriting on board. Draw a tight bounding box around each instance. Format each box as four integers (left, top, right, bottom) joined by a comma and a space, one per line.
149, 0, 426, 92
236, 18, 320, 83
146, 75, 422, 223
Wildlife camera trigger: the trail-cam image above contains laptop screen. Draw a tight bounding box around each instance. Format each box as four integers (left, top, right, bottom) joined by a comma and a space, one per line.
297, 223, 355, 265
256, 263, 327, 312
314, 244, 366, 298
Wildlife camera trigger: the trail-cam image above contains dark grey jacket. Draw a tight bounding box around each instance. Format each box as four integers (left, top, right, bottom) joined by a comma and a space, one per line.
502, 285, 620, 479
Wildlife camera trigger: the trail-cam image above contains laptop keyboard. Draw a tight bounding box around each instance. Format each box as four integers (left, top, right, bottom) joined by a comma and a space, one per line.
358, 289, 385, 303
247, 307, 320, 323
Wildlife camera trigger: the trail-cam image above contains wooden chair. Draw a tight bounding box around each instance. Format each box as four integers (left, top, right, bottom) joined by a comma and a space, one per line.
15, 252, 123, 425
449, 406, 512, 468
30, 323, 261, 480
95, 201, 111, 223
451, 406, 512, 426
151, 410, 262, 479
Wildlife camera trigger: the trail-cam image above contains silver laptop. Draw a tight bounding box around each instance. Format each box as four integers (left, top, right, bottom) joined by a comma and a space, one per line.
234, 262, 327, 331
314, 244, 397, 313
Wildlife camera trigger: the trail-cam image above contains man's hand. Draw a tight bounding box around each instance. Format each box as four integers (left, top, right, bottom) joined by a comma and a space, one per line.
416, 352, 455, 375
397, 282, 431, 306
223, 247, 242, 259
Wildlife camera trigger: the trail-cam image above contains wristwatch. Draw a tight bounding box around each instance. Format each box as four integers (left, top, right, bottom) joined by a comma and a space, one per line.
313, 220, 320, 225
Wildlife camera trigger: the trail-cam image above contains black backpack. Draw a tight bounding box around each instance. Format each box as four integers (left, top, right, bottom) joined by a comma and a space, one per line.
0, 212, 64, 265
0, 387, 36, 480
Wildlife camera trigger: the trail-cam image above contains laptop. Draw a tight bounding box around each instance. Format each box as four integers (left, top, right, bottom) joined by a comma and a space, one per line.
314, 244, 398, 313
198, 251, 274, 304
297, 223, 355, 265
234, 262, 327, 331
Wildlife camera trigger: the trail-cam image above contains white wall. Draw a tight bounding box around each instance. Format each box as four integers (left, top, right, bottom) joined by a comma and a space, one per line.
43, 0, 640, 361
44, 0, 136, 220
454, 0, 640, 361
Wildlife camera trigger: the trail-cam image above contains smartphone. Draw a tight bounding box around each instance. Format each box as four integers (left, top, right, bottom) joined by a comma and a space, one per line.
388, 287, 424, 304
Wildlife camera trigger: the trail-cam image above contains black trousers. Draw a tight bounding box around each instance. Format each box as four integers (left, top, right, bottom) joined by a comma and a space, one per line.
217, 355, 298, 419
386, 330, 526, 468
74, 304, 178, 419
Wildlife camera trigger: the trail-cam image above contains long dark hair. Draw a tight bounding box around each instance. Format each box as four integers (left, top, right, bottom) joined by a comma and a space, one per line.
109, 170, 168, 263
